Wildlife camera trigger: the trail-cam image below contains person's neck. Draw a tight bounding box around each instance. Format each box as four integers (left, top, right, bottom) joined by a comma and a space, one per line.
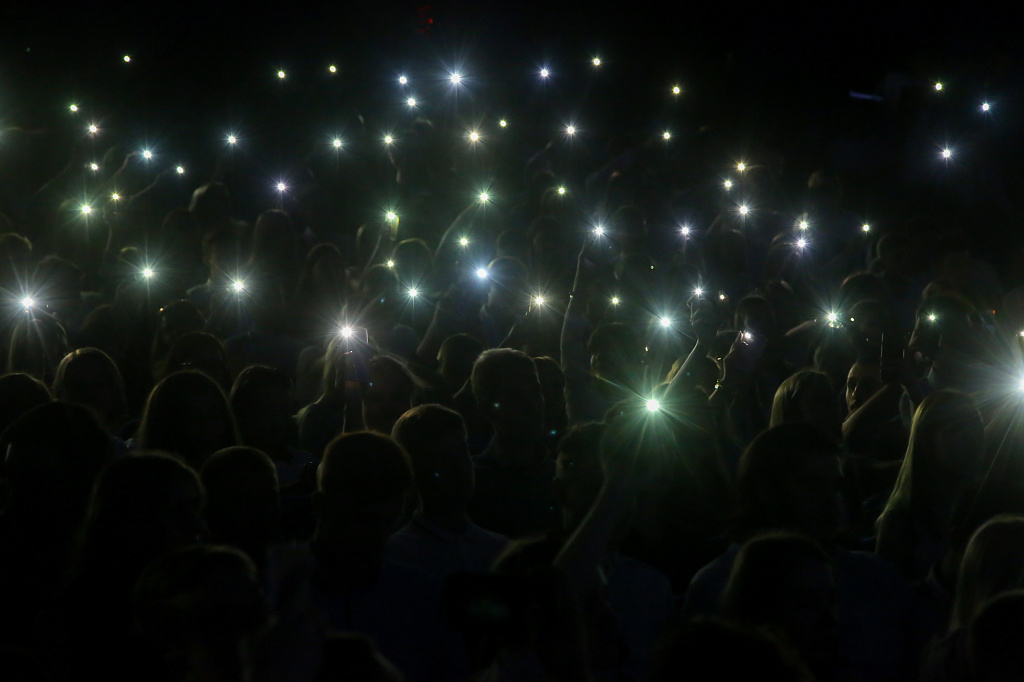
491, 433, 541, 466
311, 530, 384, 588
420, 507, 471, 535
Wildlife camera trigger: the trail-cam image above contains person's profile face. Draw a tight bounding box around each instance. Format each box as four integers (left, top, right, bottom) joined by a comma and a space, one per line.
846, 363, 883, 413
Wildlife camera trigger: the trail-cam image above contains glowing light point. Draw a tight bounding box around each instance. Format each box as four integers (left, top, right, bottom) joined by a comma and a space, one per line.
90, 163, 99, 171
663, 131, 672, 140
565, 125, 576, 136
499, 119, 507, 127
928, 313, 937, 322
123, 55, 131, 63
276, 182, 287, 192
142, 268, 154, 278
646, 398, 661, 412
557, 186, 567, 195
386, 260, 395, 268
332, 138, 343, 149
277, 70, 286, 79
227, 135, 237, 145
341, 326, 353, 337
469, 131, 480, 142
593, 225, 604, 236
459, 237, 469, 246
694, 287, 703, 297
611, 297, 620, 305
329, 65, 337, 73
21, 297, 34, 309
798, 220, 809, 230
111, 193, 120, 201
476, 268, 488, 279
1018, 376, 1024, 392
981, 102, 991, 112
681, 226, 691, 236
723, 179, 733, 190
408, 288, 419, 298
88, 124, 99, 134
719, 293, 727, 300
672, 85, 681, 95
69, 104, 79, 112
862, 223, 871, 232
659, 317, 672, 327
592, 57, 602, 66
827, 312, 838, 324
176, 166, 184, 174
737, 162, 746, 172
142, 150, 153, 159
80, 204, 92, 215
942, 148, 952, 159
384, 135, 394, 145
796, 238, 808, 249
398, 75, 408, 85
478, 192, 490, 203
934, 82, 943, 91
232, 280, 246, 292
406, 97, 417, 107
385, 211, 398, 222
449, 72, 462, 84
533, 295, 545, 306
540, 68, 550, 78
738, 204, 750, 216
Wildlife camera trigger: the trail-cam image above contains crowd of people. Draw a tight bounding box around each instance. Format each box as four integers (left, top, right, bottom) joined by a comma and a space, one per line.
3, 55, 1024, 682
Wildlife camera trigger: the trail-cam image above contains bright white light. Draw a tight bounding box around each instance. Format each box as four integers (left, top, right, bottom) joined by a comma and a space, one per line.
681, 226, 691, 236
566, 125, 576, 136
332, 138, 343, 148
499, 119, 507, 128
982, 102, 991, 112
329, 65, 337, 73
796, 238, 808, 248
276, 182, 287, 192
407, 97, 417, 107
469, 131, 480, 142
80, 204, 92, 215
540, 68, 550, 78
90, 163, 99, 171
826, 312, 838, 323
694, 287, 703, 297
399, 75, 408, 85
459, 237, 469, 246
111, 193, 120, 201
227, 135, 237, 145
341, 326, 353, 337
232, 280, 246, 292
1018, 376, 1024, 392
449, 72, 462, 84
928, 313, 937, 322
478, 192, 490, 203
384, 135, 394, 145
142, 150, 152, 159
611, 297, 620, 305
723, 180, 733, 189
476, 268, 488, 279
386, 260, 395, 268
672, 85, 681, 95
277, 70, 286, 79
21, 297, 34, 309
934, 82, 943, 91
88, 124, 98, 134
663, 131, 672, 140
862, 223, 871, 232
533, 295, 545, 305
557, 186, 567, 195
69, 104, 79, 112
408, 288, 419, 298
176, 166, 184, 174
719, 293, 727, 300
737, 162, 746, 172
660, 317, 672, 327
592, 57, 602, 66
646, 398, 661, 412
142, 268, 154, 278
738, 204, 750, 216
798, 220, 809, 230
942, 148, 952, 159
593, 226, 604, 236
385, 211, 398, 222
123, 55, 131, 63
